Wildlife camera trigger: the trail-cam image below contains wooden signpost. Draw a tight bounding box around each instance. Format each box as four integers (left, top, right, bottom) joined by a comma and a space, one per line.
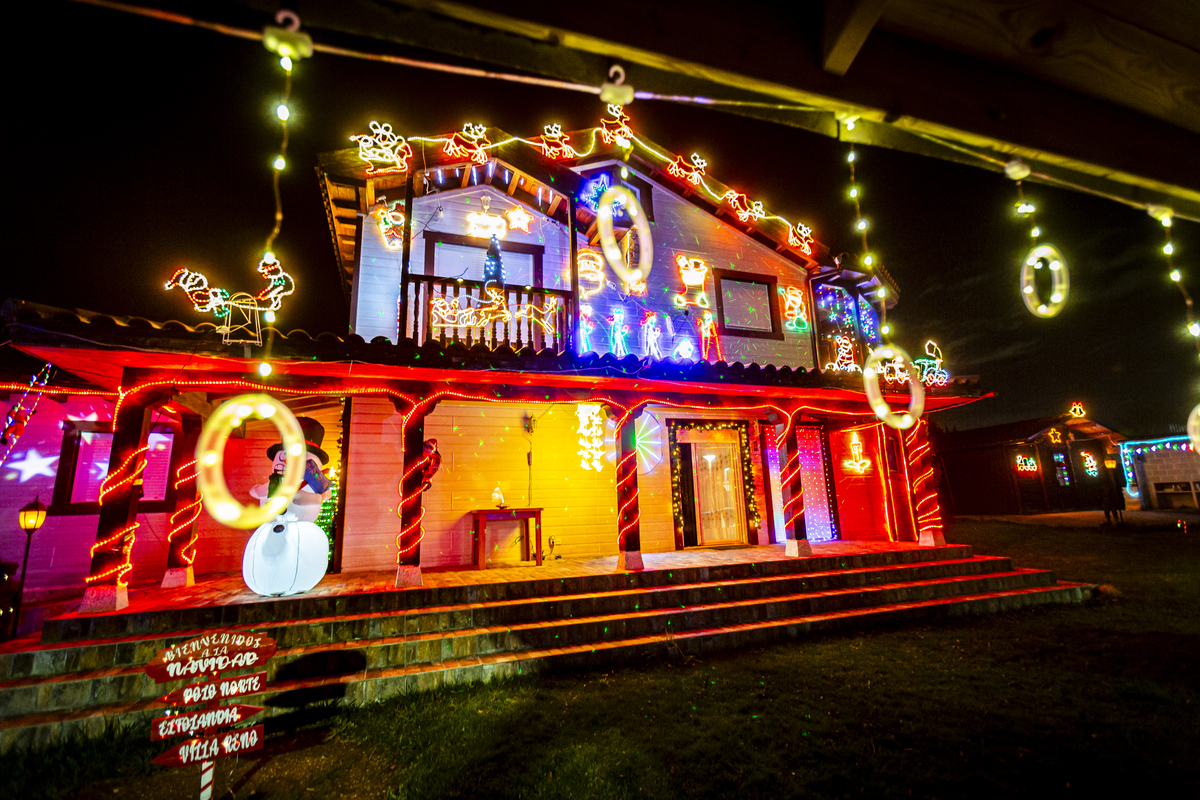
148, 632, 276, 799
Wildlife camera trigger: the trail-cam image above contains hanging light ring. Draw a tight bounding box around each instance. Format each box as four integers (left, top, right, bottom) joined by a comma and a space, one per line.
863, 345, 925, 430
597, 186, 653, 288
1020, 244, 1070, 318
196, 394, 305, 529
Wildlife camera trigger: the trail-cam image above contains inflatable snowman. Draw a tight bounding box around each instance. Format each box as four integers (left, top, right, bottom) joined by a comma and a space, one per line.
244, 418, 333, 596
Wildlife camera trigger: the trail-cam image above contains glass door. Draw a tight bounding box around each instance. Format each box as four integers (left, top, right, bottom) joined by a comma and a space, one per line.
692, 443, 746, 544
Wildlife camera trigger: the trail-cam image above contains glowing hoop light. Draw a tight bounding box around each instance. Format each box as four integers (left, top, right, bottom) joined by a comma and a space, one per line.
597, 186, 653, 289
1020, 244, 1069, 318
863, 345, 925, 430
196, 394, 305, 529
1189, 404, 1200, 451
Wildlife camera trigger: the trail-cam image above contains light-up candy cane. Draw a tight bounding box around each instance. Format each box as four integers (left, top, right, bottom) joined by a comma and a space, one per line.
596, 185, 653, 292
196, 394, 306, 529
862, 344, 925, 430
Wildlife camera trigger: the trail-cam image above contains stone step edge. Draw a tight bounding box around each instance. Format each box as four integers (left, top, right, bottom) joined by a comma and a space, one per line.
4, 555, 1005, 657
0, 581, 1095, 737
0, 569, 1056, 692
38, 546, 978, 644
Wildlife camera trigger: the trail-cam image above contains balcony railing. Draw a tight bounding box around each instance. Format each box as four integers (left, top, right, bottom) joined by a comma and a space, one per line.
402, 276, 573, 353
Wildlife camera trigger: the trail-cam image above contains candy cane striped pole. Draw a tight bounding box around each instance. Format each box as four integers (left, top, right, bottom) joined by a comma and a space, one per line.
199, 759, 215, 799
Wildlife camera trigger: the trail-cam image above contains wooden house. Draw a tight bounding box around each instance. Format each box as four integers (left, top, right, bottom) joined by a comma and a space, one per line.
1, 106, 983, 616
934, 414, 1125, 515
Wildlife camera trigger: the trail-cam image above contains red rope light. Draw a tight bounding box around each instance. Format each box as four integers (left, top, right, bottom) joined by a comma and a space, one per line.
86, 521, 138, 586
396, 454, 432, 561
167, 459, 203, 566
98, 445, 149, 506
615, 451, 639, 547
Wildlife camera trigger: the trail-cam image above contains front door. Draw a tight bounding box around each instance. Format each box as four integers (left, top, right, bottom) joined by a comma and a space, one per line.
692, 442, 746, 544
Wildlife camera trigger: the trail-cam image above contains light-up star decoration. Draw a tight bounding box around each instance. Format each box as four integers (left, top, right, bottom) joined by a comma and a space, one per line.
1047, 428, 1063, 445
505, 205, 533, 234
5, 448, 59, 482
842, 432, 872, 473
580, 173, 622, 214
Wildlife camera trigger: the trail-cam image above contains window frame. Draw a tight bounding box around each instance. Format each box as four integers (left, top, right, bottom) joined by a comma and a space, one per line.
712, 268, 785, 341
49, 422, 180, 516
422, 230, 545, 286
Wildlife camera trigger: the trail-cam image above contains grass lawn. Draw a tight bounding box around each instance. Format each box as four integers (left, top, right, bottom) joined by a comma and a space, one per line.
4, 519, 1198, 799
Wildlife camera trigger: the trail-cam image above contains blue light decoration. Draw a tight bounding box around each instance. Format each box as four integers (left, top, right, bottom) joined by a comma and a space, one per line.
579, 172, 626, 219
608, 307, 631, 357
856, 295, 880, 346
1119, 436, 1194, 499
816, 284, 863, 371
579, 305, 597, 354
1053, 452, 1071, 486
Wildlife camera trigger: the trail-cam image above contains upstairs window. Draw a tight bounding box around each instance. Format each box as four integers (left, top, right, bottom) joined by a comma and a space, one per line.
713, 269, 784, 341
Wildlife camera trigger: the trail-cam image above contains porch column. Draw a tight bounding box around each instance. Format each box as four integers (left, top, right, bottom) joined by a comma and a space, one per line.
396, 398, 435, 587
616, 412, 644, 571
79, 391, 159, 613
162, 414, 203, 588
780, 423, 813, 558
906, 421, 945, 546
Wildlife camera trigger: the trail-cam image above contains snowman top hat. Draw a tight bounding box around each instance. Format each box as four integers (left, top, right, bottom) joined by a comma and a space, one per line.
266, 416, 329, 465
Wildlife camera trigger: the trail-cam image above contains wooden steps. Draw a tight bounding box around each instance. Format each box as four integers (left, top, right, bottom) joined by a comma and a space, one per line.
0, 545, 1095, 752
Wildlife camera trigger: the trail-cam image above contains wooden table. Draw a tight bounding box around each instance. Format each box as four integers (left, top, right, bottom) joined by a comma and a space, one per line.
470, 508, 543, 569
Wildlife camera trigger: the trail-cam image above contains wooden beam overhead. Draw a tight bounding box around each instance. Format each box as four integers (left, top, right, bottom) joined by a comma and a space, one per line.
822, 0, 892, 76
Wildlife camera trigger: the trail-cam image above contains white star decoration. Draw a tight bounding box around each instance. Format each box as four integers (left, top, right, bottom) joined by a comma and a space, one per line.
505, 205, 533, 234
5, 448, 59, 482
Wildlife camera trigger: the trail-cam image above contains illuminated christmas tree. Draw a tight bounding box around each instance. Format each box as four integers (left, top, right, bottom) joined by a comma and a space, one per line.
483, 234, 505, 287
314, 467, 339, 563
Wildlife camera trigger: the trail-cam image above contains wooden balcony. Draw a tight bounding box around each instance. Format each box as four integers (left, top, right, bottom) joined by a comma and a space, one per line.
402, 276, 573, 353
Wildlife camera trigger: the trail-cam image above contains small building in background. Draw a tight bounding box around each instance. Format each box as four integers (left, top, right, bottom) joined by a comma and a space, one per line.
933, 414, 1124, 515
1120, 437, 1199, 510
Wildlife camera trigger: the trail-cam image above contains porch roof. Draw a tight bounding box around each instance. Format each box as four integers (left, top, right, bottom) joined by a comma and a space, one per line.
2, 298, 985, 413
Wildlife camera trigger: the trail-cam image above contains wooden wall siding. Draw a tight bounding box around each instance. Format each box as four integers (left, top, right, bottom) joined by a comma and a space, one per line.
351, 211, 400, 344
576, 180, 817, 370
647, 406, 780, 550
357, 184, 574, 344
419, 402, 622, 567
342, 396, 407, 572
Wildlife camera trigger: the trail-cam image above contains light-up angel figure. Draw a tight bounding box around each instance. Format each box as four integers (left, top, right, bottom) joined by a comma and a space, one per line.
608, 308, 631, 357
824, 335, 861, 373
350, 121, 412, 175
697, 311, 723, 362
445, 123, 491, 165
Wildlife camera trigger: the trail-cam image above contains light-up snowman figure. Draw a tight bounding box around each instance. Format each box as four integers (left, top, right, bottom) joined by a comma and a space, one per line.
244, 417, 333, 596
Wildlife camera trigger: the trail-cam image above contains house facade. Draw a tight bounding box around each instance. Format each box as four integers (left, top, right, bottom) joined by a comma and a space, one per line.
1, 107, 981, 617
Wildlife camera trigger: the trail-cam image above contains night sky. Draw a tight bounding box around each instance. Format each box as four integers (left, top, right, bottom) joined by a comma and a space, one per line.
7, 1, 1197, 438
